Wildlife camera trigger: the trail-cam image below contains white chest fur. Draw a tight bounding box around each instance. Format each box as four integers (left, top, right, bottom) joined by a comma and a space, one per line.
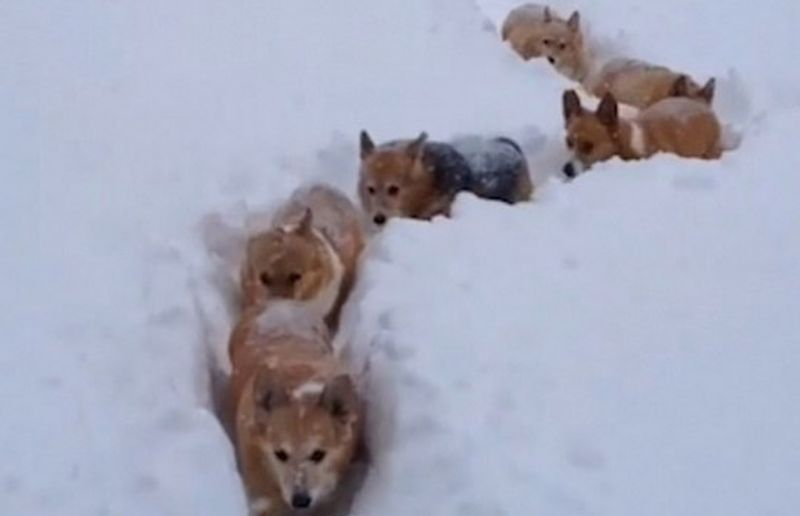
628, 121, 648, 157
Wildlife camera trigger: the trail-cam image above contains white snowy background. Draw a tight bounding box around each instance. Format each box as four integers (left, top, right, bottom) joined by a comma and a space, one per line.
1, 0, 799, 515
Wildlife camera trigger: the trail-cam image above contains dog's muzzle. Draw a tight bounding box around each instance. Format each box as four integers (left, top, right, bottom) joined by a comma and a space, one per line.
561, 159, 587, 181
291, 492, 312, 510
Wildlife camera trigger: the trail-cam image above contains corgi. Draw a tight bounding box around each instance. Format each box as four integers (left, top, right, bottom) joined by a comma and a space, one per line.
229, 301, 362, 516
584, 59, 716, 109
561, 89, 722, 178
538, 16, 716, 109
358, 131, 532, 226
241, 184, 365, 331
501, 4, 580, 61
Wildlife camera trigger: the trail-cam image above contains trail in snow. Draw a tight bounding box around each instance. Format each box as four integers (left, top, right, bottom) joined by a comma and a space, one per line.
1, 0, 798, 515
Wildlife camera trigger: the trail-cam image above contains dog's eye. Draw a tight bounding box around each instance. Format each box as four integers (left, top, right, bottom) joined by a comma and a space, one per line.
387, 185, 399, 196
288, 272, 302, 284
543, 38, 553, 46
309, 449, 326, 463
259, 272, 272, 287
558, 42, 567, 50
274, 449, 289, 462
579, 141, 595, 154
367, 186, 376, 195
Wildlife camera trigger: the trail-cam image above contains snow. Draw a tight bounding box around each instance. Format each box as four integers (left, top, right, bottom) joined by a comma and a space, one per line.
254, 301, 331, 349
1, 1, 799, 516
292, 382, 326, 401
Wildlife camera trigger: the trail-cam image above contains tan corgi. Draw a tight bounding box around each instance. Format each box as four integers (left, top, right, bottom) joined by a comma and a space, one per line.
539, 19, 716, 110
501, 4, 580, 61
561, 89, 722, 177
585, 59, 716, 109
359, 131, 532, 227
241, 184, 365, 331
229, 301, 362, 516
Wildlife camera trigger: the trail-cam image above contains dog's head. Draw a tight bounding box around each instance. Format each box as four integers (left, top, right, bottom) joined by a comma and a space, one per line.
250, 373, 361, 511
670, 75, 716, 105
542, 12, 584, 80
358, 130, 437, 227
245, 209, 331, 303
561, 90, 622, 178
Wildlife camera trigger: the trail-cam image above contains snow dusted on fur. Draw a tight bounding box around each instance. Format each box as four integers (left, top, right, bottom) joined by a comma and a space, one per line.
2, 0, 799, 516
255, 301, 331, 348
451, 136, 527, 197
274, 184, 364, 254
292, 382, 326, 400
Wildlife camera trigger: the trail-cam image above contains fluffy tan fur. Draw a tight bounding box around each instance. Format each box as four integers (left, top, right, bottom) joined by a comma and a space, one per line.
586, 59, 716, 109
241, 184, 364, 331
562, 89, 722, 169
501, 4, 580, 61
228, 304, 362, 516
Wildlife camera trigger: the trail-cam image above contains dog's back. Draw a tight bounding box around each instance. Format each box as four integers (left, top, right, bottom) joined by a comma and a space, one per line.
228, 301, 332, 419
448, 137, 533, 203
273, 184, 365, 268
638, 97, 721, 159
589, 58, 710, 109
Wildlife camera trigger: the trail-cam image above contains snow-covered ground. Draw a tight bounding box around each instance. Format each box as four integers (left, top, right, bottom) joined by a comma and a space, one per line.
1, 0, 799, 515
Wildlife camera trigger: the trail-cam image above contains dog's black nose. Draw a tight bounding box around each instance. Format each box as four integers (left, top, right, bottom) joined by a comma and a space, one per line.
547, 56, 555, 65
373, 213, 387, 225
291, 492, 312, 509
562, 162, 577, 180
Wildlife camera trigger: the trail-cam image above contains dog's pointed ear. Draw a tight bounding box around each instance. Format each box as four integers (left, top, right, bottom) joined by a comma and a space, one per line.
670, 75, 690, 97
360, 130, 375, 160
406, 131, 428, 159
699, 77, 716, 104
562, 90, 583, 122
596, 93, 619, 128
319, 375, 358, 424
543, 6, 552, 23
254, 372, 289, 415
567, 11, 580, 32
296, 207, 313, 235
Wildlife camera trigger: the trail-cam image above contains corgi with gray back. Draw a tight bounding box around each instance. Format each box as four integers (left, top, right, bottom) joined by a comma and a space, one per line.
358, 131, 532, 227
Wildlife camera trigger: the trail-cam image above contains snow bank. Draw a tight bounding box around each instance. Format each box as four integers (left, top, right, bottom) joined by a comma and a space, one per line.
2, 0, 798, 515
341, 1, 800, 515
345, 124, 800, 515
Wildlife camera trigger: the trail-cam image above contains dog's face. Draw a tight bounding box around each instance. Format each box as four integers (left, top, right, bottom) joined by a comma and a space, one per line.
670, 76, 716, 105
252, 374, 360, 511
246, 211, 329, 303
358, 131, 437, 227
543, 12, 584, 80
562, 90, 621, 178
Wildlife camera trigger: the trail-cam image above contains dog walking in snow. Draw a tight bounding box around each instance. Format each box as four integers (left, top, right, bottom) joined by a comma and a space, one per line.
561, 89, 723, 178
501, 3, 581, 61
241, 184, 365, 332
503, 5, 716, 110
358, 130, 533, 227
228, 301, 363, 516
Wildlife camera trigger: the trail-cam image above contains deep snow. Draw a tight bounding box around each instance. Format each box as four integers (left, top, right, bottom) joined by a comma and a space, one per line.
1, 0, 799, 515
